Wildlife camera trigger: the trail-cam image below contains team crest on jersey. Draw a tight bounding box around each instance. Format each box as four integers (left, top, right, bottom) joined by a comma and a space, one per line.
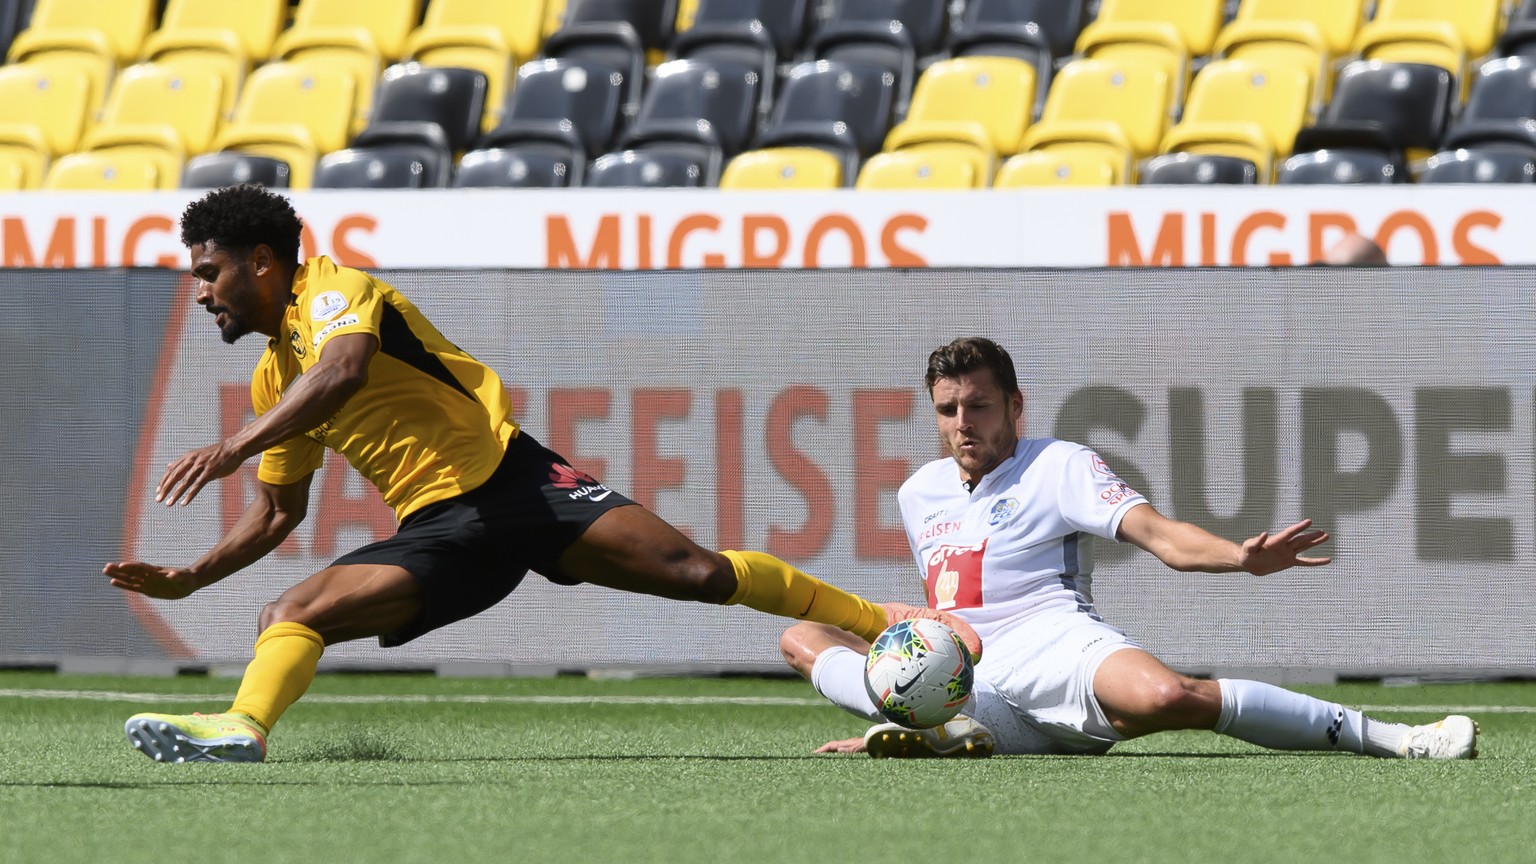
310, 291, 349, 321
988, 498, 1019, 525
288, 328, 307, 358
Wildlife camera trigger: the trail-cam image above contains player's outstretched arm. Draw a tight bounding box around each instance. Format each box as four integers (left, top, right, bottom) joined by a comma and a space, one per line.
1117, 504, 1331, 575
157, 332, 377, 507
106, 475, 312, 599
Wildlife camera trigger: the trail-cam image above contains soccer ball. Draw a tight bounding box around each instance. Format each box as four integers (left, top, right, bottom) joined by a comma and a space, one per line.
864, 617, 975, 729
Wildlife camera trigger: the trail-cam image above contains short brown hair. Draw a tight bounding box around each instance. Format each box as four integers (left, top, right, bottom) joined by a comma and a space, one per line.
924, 337, 1020, 395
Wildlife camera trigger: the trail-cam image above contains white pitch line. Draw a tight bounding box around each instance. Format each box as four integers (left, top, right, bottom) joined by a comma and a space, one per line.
1, 688, 1535, 713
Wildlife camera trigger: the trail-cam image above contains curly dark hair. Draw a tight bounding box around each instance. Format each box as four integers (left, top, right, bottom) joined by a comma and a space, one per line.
924, 337, 1021, 396
179, 184, 303, 263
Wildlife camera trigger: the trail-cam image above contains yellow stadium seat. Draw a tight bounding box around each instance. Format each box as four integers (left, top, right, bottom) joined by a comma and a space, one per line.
721, 148, 842, 189
1159, 58, 1312, 182
210, 62, 357, 189
7, 30, 115, 112
43, 150, 164, 190
1352, 22, 1466, 84
0, 151, 31, 190
1075, 21, 1188, 109
1214, 19, 1332, 109
994, 150, 1118, 187
1367, 0, 1504, 60
882, 56, 1035, 159
141, 0, 289, 117
84, 63, 224, 157
403, 0, 546, 132
12, 0, 156, 65
273, 0, 423, 130
855, 150, 982, 190
675, 0, 698, 33
0, 63, 93, 188
1230, 0, 1368, 57
1017, 58, 1173, 183
1086, 0, 1226, 56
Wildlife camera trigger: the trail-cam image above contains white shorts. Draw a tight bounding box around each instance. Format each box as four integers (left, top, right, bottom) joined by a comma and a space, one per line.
811, 612, 1138, 755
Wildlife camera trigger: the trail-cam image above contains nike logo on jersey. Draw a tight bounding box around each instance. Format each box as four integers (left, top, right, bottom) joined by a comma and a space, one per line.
590, 490, 612, 501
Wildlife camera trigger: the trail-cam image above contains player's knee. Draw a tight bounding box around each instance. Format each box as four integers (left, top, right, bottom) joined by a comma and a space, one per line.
1138, 677, 1213, 723
258, 598, 313, 632
690, 553, 738, 605
779, 623, 821, 675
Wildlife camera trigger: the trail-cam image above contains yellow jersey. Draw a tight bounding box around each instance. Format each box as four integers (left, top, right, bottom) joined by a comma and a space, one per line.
252, 256, 519, 519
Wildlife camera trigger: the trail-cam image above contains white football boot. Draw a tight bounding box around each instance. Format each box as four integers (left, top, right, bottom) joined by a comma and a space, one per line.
864, 715, 995, 759
1398, 715, 1478, 760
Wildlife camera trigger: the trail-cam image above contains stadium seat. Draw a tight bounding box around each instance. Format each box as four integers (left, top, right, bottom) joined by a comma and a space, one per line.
181, 151, 292, 188
670, 0, 811, 61
480, 58, 627, 159
542, 21, 646, 121
403, 0, 546, 131
618, 57, 761, 159
6, 28, 113, 111
1291, 60, 1454, 166
272, 0, 423, 131
0, 150, 31, 190
950, 0, 1091, 61
753, 59, 898, 186
1017, 58, 1173, 184
207, 61, 357, 189
948, 3, 1055, 121
1498, 0, 1536, 58
1276, 148, 1402, 184
10, 0, 155, 65
1363, 0, 1503, 62
586, 145, 720, 186
1214, 9, 1337, 108
453, 144, 585, 187
882, 56, 1034, 163
1159, 58, 1312, 182
0, 62, 91, 188
1351, 19, 1466, 84
1419, 146, 1536, 183
83, 62, 224, 157
1138, 152, 1259, 184
366, 63, 488, 155
312, 140, 451, 189
42, 149, 162, 190
1074, 21, 1189, 110
993, 150, 1118, 186
854, 149, 980, 189
557, 0, 678, 53
141, 0, 286, 114
1083, 0, 1226, 57
719, 147, 841, 189
1442, 57, 1536, 152
810, 0, 949, 59
1227, 0, 1367, 57
545, 0, 567, 37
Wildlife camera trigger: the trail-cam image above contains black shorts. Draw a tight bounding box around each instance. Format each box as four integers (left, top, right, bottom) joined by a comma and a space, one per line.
333, 431, 635, 646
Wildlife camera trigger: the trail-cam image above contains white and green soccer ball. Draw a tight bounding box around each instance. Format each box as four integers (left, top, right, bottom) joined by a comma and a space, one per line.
863, 617, 975, 729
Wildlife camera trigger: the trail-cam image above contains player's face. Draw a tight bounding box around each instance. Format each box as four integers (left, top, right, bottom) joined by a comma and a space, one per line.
930, 369, 1023, 486
189, 242, 263, 344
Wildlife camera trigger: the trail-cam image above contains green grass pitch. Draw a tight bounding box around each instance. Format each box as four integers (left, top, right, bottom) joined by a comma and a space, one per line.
2, 671, 1534, 864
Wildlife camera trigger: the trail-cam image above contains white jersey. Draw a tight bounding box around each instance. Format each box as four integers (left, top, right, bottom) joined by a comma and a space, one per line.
897, 437, 1149, 643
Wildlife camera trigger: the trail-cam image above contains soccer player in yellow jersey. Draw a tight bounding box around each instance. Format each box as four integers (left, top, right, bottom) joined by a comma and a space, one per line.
106, 185, 977, 763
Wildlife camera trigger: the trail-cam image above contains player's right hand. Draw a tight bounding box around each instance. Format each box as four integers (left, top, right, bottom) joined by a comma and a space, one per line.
814, 736, 869, 754
103, 561, 201, 600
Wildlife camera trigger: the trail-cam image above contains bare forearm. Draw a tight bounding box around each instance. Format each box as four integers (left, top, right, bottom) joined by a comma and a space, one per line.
228, 361, 364, 460
185, 501, 304, 589
1147, 522, 1244, 573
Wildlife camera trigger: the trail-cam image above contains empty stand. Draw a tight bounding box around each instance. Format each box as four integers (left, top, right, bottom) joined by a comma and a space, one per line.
313, 140, 451, 189
1139, 152, 1259, 184
1227, 0, 1367, 57
0, 61, 90, 188
453, 144, 585, 187
1498, 0, 1536, 58
542, 20, 647, 120
1017, 58, 1173, 184
7, 27, 113, 111
182, 151, 292, 188
855, 150, 981, 189
719, 147, 840, 189
1276, 149, 1402, 184
557, 0, 678, 52
881, 55, 1035, 174
403, 0, 547, 130
811, 0, 949, 59
1074, 19, 1189, 110
585, 146, 719, 186
11, 0, 155, 65
142, 0, 289, 119
1419, 146, 1536, 183
951, 0, 1091, 61
207, 61, 357, 189
619, 57, 760, 158
84, 62, 224, 156
1083, 0, 1226, 57
1442, 57, 1536, 152
272, 0, 423, 130
671, 0, 811, 61
367, 63, 488, 154
752, 59, 898, 186
1291, 59, 1454, 167
1158, 58, 1312, 181
481, 58, 627, 160
1361, 0, 1503, 63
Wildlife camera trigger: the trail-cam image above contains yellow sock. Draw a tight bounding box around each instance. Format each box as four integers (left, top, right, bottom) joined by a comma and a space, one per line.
721, 550, 886, 642
228, 621, 325, 733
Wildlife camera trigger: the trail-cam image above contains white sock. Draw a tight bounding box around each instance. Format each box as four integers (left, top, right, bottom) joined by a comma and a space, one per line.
810, 645, 884, 723
1215, 678, 1368, 753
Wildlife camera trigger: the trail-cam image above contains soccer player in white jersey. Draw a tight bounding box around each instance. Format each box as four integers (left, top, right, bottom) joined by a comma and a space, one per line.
779, 337, 1478, 760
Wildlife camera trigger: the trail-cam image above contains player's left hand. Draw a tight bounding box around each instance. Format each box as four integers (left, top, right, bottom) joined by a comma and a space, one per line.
103, 561, 202, 599
1239, 519, 1331, 575
814, 736, 868, 754
156, 440, 245, 507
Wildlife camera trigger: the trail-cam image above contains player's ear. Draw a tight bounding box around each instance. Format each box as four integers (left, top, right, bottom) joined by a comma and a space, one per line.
250, 243, 273, 276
